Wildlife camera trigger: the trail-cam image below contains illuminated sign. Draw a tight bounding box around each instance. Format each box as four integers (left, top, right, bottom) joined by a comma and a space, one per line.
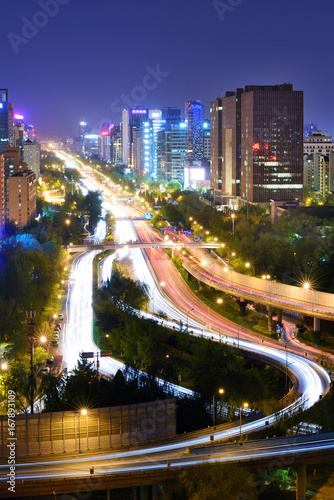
144, 213, 153, 220
0, 104, 3, 109
131, 109, 147, 114
14, 114, 24, 120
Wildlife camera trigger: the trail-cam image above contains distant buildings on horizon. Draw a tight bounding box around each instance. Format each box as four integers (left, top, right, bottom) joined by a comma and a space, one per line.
2, 82, 334, 234
0, 89, 39, 231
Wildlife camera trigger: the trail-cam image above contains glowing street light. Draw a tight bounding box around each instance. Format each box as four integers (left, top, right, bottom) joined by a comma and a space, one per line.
240, 402, 249, 443
213, 388, 224, 427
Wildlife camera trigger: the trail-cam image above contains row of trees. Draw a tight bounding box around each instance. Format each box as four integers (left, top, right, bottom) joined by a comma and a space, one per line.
93, 275, 285, 417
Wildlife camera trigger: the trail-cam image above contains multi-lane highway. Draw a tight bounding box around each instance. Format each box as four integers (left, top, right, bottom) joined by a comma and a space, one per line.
4, 152, 330, 493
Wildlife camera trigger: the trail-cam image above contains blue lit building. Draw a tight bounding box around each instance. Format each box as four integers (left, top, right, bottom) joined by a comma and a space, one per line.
143, 110, 166, 180
185, 100, 204, 166
0, 90, 9, 153
165, 121, 187, 184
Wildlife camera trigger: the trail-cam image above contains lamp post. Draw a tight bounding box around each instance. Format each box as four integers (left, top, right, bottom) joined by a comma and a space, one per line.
231, 210, 235, 237
152, 281, 165, 314
245, 262, 254, 276
239, 402, 248, 444
77, 408, 87, 453
27, 310, 47, 414
213, 388, 224, 428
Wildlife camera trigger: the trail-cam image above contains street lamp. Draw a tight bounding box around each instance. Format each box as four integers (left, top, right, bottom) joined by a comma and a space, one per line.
152, 281, 165, 314
245, 262, 254, 276
29, 334, 46, 414
240, 402, 248, 444
77, 408, 87, 453
213, 388, 224, 427
231, 211, 235, 237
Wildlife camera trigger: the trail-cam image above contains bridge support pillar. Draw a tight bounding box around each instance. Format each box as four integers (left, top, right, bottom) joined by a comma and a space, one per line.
313, 317, 320, 331
198, 280, 202, 290
277, 309, 282, 325
267, 306, 272, 331
296, 462, 306, 500
140, 485, 151, 500
238, 299, 247, 316
152, 484, 163, 499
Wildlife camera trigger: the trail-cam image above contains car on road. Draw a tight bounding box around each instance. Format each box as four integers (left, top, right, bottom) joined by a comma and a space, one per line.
58, 314, 64, 321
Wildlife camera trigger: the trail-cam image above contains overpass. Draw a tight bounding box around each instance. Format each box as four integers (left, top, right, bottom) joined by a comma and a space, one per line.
1, 432, 333, 498
181, 252, 334, 325
67, 241, 223, 252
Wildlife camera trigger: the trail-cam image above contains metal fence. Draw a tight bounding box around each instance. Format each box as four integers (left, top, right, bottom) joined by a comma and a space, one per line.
0, 399, 176, 457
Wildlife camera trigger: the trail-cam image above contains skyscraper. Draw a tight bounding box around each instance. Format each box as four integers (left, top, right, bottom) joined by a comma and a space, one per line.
0, 154, 5, 231
23, 140, 41, 178
211, 84, 304, 206
185, 101, 204, 166
0, 90, 9, 153
143, 110, 166, 180
164, 122, 187, 184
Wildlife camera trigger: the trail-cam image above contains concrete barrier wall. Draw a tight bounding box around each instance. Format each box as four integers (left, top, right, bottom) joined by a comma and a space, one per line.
183, 255, 334, 319
0, 399, 176, 457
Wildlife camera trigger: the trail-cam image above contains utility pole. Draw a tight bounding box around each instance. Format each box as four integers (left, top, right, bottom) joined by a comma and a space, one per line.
26, 310, 37, 414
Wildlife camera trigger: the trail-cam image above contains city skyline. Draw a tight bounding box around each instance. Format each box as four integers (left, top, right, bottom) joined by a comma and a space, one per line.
1, 0, 334, 136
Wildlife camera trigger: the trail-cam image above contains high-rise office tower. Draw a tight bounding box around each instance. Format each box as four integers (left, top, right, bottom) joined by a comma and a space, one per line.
23, 140, 41, 178
185, 101, 204, 166
14, 114, 25, 161
110, 125, 122, 165
98, 123, 112, 162
0, 90, 10, 152
121, 108, 149, 168
203, 119, 211, 161
0, 154, 5, 231
79, 121, 90, 140
121, 109, 130, 166
143, 110, 166, 179
165, 122, 187, 183
211, 84, 304, 205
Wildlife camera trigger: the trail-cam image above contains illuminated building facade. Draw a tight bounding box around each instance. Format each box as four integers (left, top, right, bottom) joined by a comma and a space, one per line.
0, 90, 10, 153
304, 152, 334, 198
23, 140, 41, 178
0, 154, 4, 231
185, 101, 204, 166
211, 84, 304, 205
203, 119, 211, 161
8, 170, 36, 229
143, 110, 166, 180
164, 122, 187, 183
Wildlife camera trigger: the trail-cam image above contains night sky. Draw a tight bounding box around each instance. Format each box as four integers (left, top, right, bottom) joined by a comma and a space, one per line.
2, 0, 333, 137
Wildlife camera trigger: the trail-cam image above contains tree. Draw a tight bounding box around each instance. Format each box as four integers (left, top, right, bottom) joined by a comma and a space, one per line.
167, 180, 182, 192
179, 462, 257, 500
82, 191, 102, 231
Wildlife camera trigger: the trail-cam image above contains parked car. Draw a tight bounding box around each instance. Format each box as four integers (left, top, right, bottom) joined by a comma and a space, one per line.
58, 314, 64, 321
40, 367, 50, 375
